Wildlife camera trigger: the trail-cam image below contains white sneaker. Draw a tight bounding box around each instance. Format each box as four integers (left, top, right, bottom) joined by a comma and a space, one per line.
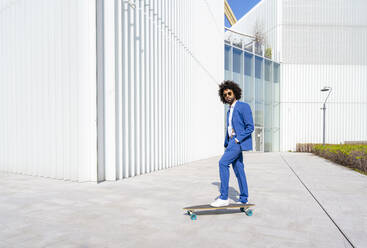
210, 198, 230, 207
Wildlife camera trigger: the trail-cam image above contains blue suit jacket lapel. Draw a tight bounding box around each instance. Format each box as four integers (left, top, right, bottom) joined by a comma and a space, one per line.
226, 108, 230, 126
231, 103, 239, 132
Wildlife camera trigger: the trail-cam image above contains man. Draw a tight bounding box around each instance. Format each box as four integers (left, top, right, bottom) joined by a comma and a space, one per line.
210, 80, 254, 207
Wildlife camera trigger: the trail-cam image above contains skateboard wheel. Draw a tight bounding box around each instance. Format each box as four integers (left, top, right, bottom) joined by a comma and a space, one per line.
245, 209, 253, 216
190, 214, 197, 220
187, 211, 193, 215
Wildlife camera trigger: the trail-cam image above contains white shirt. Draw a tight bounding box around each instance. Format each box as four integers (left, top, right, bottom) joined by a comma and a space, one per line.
228, 100, 237, 137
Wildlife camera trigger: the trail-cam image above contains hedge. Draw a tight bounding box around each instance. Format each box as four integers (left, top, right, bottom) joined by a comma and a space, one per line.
296, 143, 367, 174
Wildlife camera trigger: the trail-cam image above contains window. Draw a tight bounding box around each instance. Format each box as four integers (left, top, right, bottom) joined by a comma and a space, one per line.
244, 52, 252, 76
225, 45, 231, 71
273, 63, 280, 83
233, 48, 242, 73
265, 60, 272, 81
255, 56, 263, 79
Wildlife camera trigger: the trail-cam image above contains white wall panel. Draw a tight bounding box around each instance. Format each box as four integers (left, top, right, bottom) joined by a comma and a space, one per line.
232, 0, 367, 151
279, 0, 367, 150
280, 64, 367, 151
101, 0, 224, 180
282, 0, 367, 65
0, 0, 98, 181
1, 0, 224, 182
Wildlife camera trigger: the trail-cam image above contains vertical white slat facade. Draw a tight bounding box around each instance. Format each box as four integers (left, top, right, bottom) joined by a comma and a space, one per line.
229, 0, 367, 151
102, 0, 225, 180
1, 0, 224, 182
279, 0, 367, 151
0, 0, 98, 182
280, 64, 367, 150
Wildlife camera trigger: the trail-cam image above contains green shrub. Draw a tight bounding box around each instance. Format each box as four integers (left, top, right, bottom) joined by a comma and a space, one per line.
296, 143, 367, 174
265, 48, 272, 59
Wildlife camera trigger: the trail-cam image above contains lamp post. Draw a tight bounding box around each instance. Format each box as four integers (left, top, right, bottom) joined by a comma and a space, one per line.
321, 86, 332, 146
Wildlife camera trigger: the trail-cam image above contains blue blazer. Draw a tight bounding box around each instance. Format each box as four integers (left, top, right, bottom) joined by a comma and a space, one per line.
224, 101, 254, 151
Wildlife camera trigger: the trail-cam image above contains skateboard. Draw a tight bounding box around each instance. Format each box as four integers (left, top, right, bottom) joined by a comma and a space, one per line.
183, 203, 255, 220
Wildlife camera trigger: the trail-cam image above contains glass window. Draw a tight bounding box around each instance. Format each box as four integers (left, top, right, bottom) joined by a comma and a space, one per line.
225, 45, 231, 71
224, 43, 280, 151
264, 128, 272, 152
273, 63, 280, 83
255, 103, 263, 126
265, 82, 272, 105
265, 60, 271, 81
244, 52, 252, 76
255, 56, 263, 79
233, 48, 242, 74
244, 75, 253, 104
264, 104, 272, 129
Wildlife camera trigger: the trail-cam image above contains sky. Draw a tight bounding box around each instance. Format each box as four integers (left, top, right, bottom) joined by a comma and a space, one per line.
225, 0, 262, 28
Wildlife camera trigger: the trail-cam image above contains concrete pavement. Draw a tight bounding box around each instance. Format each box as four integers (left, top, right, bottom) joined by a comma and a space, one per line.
1, 152, 366, 248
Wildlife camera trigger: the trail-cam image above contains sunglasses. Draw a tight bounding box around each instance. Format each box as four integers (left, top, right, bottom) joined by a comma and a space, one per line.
223, 91, 233, 97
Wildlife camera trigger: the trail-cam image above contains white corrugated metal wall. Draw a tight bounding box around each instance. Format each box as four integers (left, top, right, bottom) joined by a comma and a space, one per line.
280, 64, 367, 150
281, 0, 367, 65
280, 0, 367, 151
0, 0, 224, 182
0, 0, 98, 181
230, 0, 367, 151
101, 0, 225, 180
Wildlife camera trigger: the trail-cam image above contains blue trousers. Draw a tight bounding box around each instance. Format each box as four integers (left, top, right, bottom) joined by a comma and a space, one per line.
219, 136, 249, 203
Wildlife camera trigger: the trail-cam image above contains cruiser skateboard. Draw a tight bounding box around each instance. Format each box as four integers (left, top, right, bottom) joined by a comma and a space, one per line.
183, 203, 255, 220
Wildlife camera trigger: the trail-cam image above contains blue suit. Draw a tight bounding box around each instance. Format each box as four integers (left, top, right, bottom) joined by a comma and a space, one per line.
219, 101, 254, 202
224, 101, 254, 151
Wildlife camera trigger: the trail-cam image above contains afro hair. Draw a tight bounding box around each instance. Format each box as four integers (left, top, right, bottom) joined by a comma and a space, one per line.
218, 80, 242, 104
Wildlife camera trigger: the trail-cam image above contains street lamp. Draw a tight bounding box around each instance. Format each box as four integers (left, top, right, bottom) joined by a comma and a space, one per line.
321, 86, 332, 145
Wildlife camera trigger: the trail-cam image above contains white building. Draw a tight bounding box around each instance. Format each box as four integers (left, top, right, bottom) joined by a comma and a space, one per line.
0, 0, 224, 182
228, 0, 367, 151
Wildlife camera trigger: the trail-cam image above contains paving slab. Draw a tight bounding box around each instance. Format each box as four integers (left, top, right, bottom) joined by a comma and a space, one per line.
0, 152, 366, 248
280, 152, 367, 248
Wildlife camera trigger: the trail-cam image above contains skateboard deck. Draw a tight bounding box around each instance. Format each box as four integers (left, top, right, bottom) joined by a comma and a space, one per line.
183, 203, 255, 220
